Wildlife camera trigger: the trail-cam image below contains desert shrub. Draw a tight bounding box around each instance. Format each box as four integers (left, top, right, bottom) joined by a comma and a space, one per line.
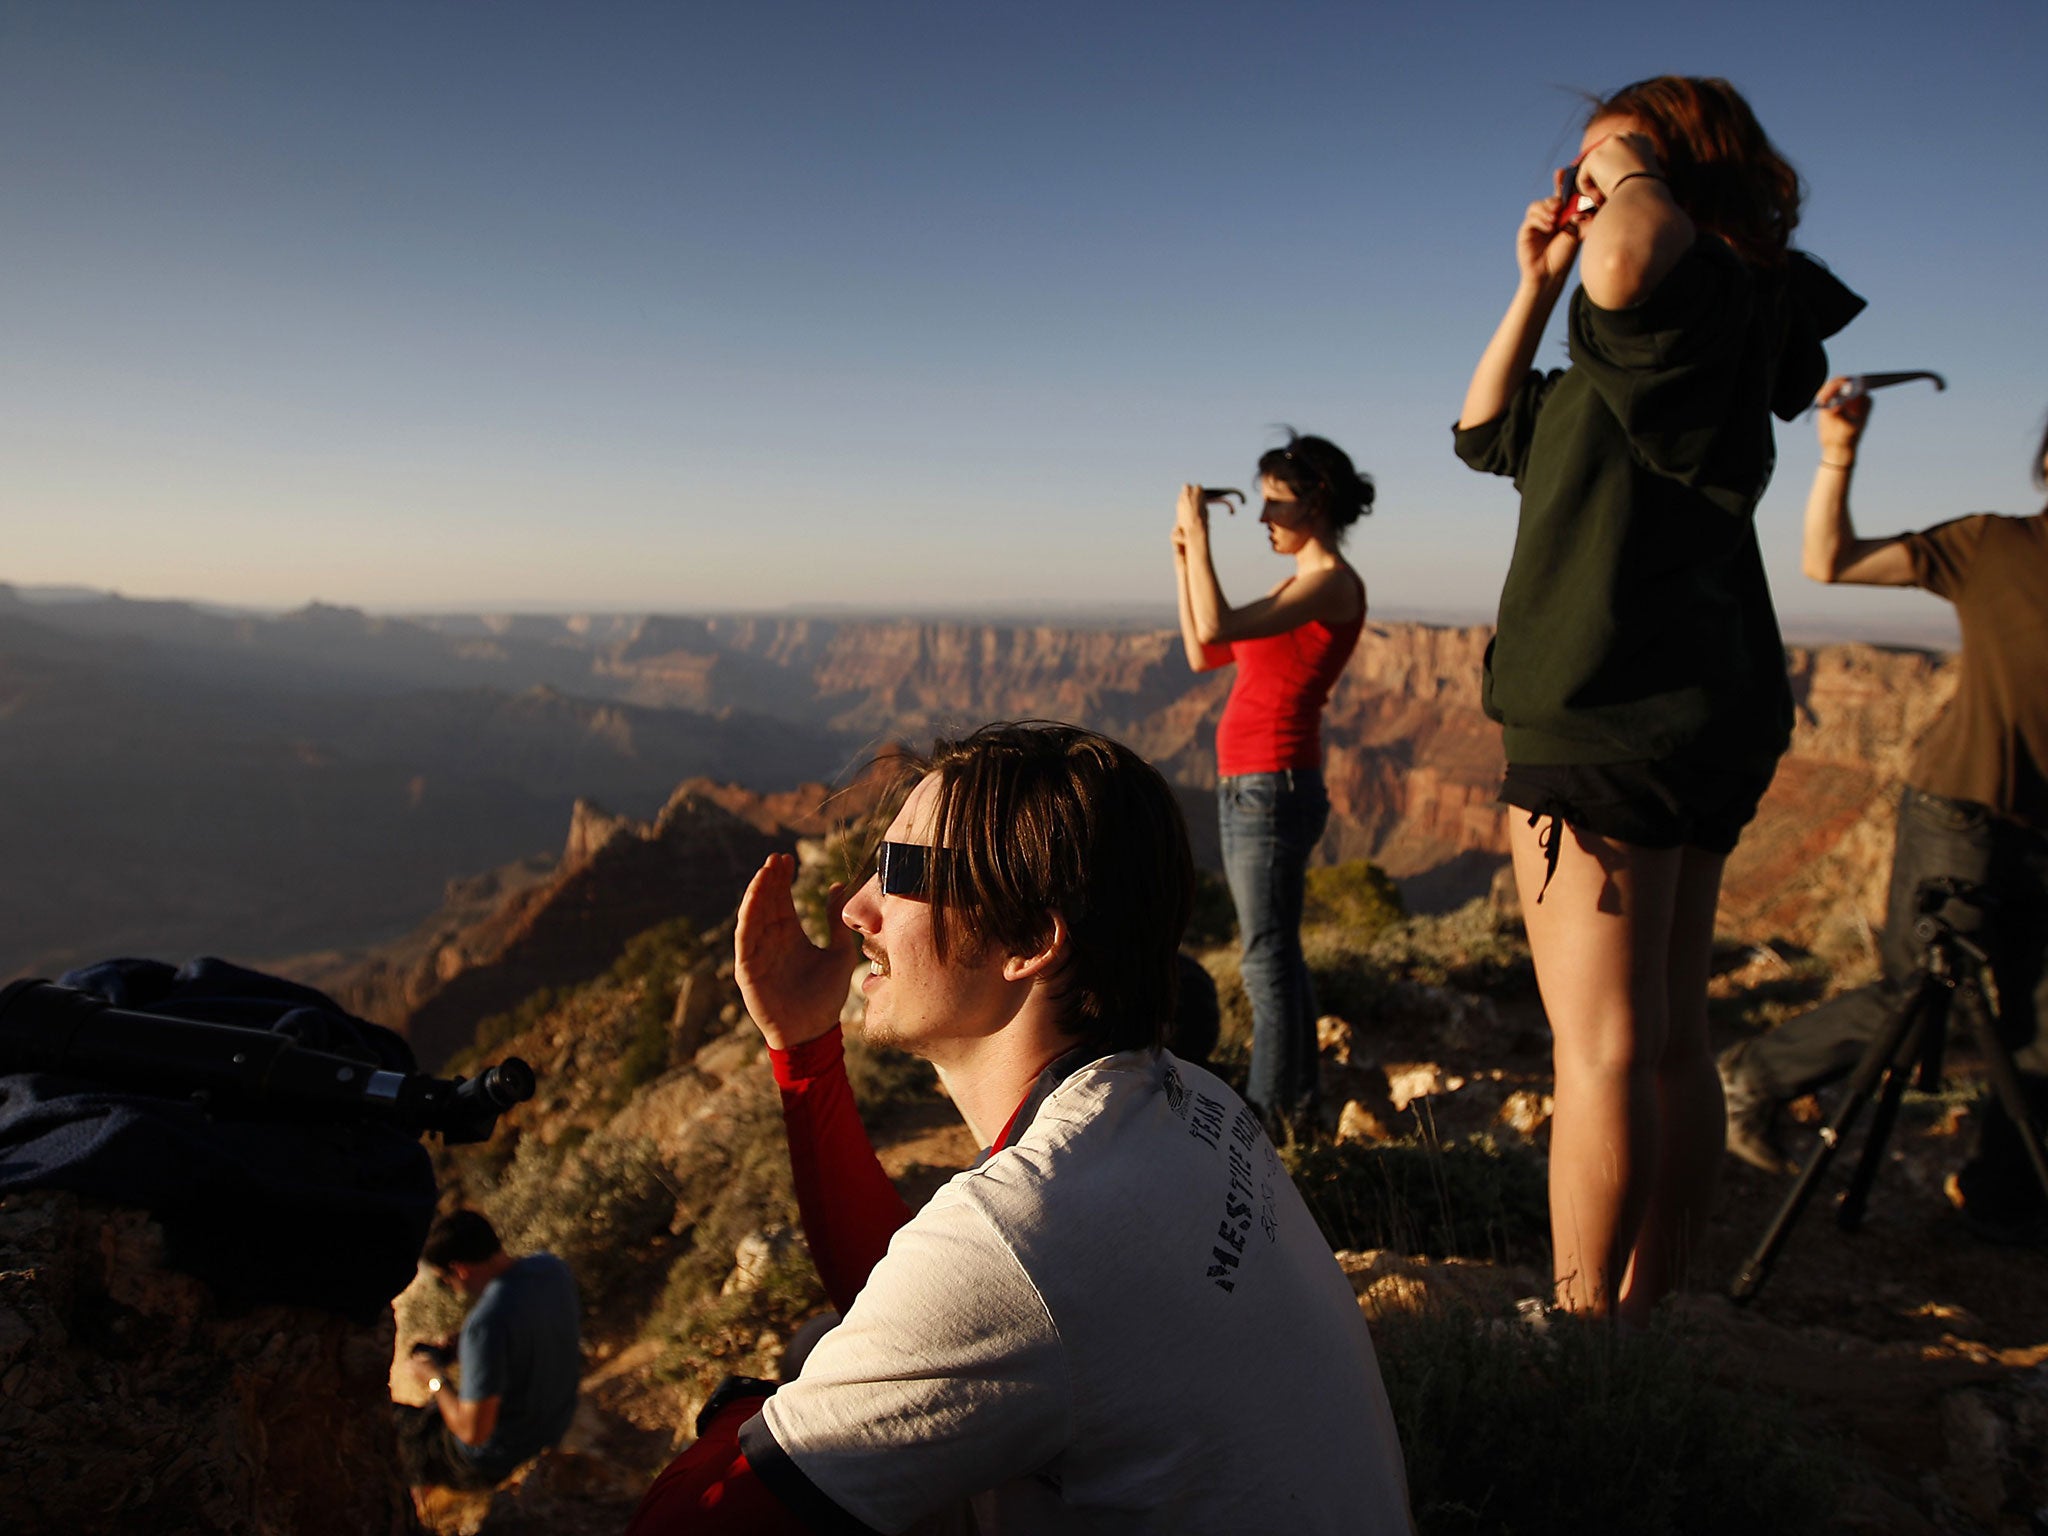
607, 916, 709, 1094
475, 1128, 679, 1310
791, 803, 907, 943
1283, 1135, 1548, 1263
843, 1031, 940, 1117
1302, 933, 1393, 1028
553, 1124, 590, 1159
1368, 899, 1535, 996
649, 1242, 827, 1394
649, 1077, 805, 1312
393, 1264, 468, 1356
610, 916, 700, 992
1305, 858, 1405, 938
616, 1003, 674, 1094
1375, 1306, 1837, 1536
1195, 863, 1403, 1035
470, 986, 557, 1058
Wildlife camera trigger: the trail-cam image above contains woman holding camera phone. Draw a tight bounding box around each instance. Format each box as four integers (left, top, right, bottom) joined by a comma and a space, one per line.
1454, 77, 1862, 1319
1173, 434, 1372, 1135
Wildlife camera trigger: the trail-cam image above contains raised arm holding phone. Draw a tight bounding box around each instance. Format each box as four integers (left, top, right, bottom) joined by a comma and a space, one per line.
1452, 75, 1864, 1321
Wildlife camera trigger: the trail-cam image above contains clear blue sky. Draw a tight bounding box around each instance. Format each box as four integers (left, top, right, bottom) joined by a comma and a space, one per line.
4, 0, 2043, 640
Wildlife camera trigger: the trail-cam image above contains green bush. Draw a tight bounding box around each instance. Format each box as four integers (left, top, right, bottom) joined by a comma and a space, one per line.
649, 1242, 827, 1391
1376, 1307, 1837, 1536
1305, 858, 1406, 938
1283, 1135, 1548, 1263
471, 986, 557, 1057
645, 1078, 803, 1309
616, 996, 674, 1093
610, 916, 701, 991
475, 1128, 680, 1311
1302, 934, 1393, 1029
843, 1032, 940, 1117
608, 916, 709, 1094
1367, 898, 1535, 996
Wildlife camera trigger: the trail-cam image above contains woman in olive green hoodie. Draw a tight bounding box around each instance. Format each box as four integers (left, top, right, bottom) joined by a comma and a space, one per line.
1454, 77, 1860, 1321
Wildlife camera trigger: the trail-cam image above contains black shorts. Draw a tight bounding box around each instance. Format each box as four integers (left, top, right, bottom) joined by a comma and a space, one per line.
1499, 757, 1776, 858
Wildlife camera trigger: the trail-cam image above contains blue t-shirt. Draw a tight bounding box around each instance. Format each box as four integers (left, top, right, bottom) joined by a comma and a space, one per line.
457, 1253, 582, 1473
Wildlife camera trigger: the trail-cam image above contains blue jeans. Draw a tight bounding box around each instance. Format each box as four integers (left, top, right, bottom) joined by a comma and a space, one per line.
1745, 788, 2048, 1218
1218, 769, 1330, 1122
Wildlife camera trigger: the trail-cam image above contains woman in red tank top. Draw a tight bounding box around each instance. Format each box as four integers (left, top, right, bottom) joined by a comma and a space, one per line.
1173, 433, 1371, 1133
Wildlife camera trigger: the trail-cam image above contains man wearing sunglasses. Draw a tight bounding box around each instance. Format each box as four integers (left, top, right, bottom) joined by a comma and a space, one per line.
628, 721, 1410, 1534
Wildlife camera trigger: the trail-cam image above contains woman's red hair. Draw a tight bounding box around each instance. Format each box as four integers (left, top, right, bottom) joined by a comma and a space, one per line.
1589, 76, 1801, 267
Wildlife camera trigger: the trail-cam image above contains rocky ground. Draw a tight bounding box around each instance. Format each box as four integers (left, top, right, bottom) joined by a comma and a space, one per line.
390, 887, 2047, 1536
11, 879, 2041, 1534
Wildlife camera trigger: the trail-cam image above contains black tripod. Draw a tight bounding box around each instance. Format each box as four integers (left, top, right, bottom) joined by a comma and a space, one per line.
1731, 878, 2048, 1304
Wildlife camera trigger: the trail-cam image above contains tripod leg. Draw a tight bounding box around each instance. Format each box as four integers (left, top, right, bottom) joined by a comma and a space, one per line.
1731, 981, 1935, 1305
1837, 1037, 1922, 1231
1958, 984, 2048, 1210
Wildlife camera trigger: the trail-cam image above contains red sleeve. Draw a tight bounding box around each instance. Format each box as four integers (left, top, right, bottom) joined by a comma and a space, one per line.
771, 1028, 914, 1313
624, 1400, 809, 1535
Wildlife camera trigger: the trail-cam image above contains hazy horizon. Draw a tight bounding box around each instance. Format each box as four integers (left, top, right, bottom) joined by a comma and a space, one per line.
7, 576, 1964, 652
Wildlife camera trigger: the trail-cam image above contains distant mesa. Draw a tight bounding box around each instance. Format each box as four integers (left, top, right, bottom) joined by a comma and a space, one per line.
0, 590, 1955, 1011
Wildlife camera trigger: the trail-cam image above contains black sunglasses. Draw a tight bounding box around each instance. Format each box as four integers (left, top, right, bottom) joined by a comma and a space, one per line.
877, 840, 942, 899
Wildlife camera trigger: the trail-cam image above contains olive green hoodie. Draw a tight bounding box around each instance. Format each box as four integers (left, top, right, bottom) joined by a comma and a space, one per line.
1456, 237, 1863, 767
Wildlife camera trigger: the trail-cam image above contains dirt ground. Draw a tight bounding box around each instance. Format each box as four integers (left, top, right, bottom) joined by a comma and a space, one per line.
431, 942, 2048, 1536
1338, 941, 2048, 1535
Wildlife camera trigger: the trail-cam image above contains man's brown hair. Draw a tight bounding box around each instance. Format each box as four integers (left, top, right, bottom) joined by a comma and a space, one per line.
889, 721, 1194, 1053
421, 1208, 502, 1269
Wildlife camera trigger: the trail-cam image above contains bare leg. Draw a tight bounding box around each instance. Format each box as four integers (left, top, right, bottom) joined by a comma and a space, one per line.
1619, 846, 1728, 1324
1510, 815, 1681, 1316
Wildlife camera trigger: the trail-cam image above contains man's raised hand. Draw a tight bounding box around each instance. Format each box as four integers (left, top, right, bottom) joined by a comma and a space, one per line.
734, 852, 860, 1051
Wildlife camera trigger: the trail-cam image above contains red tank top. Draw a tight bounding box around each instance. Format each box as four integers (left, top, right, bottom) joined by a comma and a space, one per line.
1215, 574, 1365, 776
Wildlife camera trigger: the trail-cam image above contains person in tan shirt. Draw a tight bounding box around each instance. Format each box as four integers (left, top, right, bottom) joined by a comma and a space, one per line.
1720, 382, 2048, 1241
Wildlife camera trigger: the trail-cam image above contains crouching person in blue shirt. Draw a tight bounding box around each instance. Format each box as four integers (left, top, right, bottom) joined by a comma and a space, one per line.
397, 1208, 582, 1492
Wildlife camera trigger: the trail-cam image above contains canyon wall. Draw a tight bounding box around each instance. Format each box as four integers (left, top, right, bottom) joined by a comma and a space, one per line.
636, 616, 1956, 948
348, 621, 1955, 1057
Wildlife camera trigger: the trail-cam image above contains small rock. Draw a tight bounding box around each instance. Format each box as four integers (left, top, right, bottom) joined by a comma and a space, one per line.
722, 1228, 800, 1297
1384, 1063, 1444, 1111
1337, 1100, 1392, 1143
1316, 1015, 1354, 1065
1496, 1090, 1554, 1137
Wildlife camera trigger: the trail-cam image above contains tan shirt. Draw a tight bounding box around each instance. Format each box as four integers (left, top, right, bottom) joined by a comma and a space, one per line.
1904, 511, 2048, 826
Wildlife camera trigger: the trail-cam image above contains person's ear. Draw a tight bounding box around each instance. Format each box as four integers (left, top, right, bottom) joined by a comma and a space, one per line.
1001, 912, 1068, 984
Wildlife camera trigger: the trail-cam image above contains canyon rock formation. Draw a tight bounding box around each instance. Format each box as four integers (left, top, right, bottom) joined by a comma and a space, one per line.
5, 589, 1956, 1003
297, 618, 1956, 1055
308, 783, 820, 1069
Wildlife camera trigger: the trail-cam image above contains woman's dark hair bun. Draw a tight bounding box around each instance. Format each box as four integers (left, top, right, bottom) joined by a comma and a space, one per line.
1257, 430, 1375, 533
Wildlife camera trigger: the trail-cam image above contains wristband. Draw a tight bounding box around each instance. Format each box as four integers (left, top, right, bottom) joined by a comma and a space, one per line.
1819, 459, 1854, 470
696, 1374, 778, 1437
